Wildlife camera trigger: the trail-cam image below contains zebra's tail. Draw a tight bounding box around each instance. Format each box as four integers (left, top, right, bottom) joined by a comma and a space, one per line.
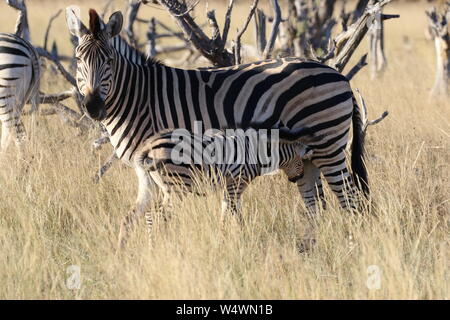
351, 96, 369, 197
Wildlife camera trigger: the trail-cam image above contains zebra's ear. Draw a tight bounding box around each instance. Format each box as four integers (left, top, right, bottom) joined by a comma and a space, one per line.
105, 11, 123, 39
65, 6, 88, 39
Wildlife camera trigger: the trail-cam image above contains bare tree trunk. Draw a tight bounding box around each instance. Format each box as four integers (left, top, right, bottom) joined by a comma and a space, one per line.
368, 7, 387, 79
262, 0, 282, 59
291, 0, 309, 58
125, 0, 142, 47
146, 17, 157, 58
254, 9, 267, 56
351, 0, 370, 23
6, 0, 30, 41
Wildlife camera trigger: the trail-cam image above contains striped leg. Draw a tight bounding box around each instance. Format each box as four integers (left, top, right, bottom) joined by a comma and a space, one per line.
117, 166, 157, 251
0, 106, 26, 154
290, 160, 324, 252
312, 148, 358, 211
282, 157, 326, 214
287, 159, 326, 215
142, 190, 171, 247
222, 181, 247, 223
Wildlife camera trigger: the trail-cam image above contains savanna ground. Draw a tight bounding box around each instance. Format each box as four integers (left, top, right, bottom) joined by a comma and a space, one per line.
0, 0, 448, 299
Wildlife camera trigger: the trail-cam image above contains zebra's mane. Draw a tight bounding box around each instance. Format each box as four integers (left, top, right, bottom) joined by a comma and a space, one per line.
110, 34, 163, 67
96, 16, 163, 67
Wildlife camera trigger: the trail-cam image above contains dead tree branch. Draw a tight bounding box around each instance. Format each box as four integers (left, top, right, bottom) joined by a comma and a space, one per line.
345, 53, 368, 81
36, 47, 77, 87
93, 152, 118, 184
155, 0, 235, 66
101, 0, 115, 19
254, 9, 267, 56
43, 9, 63, 51
356, 89, 389, 137
234, 0, 259, 65
6, 0, 30, 41
221, 0, 235, 50
262, 0, 281, 59
125, 0, 142, 47
330, 0, 398, 72
351, 0, 370, 24
146, 17, 157, 58
39, 90, 74, 104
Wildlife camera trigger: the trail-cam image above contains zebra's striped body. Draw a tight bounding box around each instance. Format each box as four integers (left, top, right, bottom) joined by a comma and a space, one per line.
65, 9, 368, 248
134, 127, 314, 217
0, 33, 40, 153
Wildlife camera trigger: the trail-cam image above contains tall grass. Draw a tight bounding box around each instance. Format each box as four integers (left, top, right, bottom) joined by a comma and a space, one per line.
0, 1, 448, 299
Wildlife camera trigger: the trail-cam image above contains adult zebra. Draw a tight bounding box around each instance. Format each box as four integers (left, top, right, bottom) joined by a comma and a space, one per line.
65, 9, 368, 238
0, 33, 40, 153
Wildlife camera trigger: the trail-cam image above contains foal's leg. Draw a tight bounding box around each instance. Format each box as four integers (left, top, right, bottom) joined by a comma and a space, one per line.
284, 158, 324, 252
221, 181, 248, 223
283, 158, 326, 215
117, 166, 157, 251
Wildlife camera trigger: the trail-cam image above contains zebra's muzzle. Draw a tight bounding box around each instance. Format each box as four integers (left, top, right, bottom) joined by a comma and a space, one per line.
83, 93, 107, 121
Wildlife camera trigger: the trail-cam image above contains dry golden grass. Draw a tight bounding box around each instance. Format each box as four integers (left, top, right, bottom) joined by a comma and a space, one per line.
0, 1, 448, 299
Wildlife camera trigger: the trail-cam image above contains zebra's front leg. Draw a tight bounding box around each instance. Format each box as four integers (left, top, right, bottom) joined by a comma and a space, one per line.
117, 166, 157, 251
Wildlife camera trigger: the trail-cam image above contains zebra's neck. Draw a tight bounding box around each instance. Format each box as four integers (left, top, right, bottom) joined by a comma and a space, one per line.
102, 51, 157, 164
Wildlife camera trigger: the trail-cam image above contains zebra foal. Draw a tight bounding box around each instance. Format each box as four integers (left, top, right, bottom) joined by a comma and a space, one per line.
0, 33, 40, 154
119, 125, 317, 243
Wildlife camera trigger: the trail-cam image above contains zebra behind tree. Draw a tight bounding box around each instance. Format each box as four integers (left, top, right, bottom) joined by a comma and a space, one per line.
0, 33, 40, 154
65, 9, 369, 247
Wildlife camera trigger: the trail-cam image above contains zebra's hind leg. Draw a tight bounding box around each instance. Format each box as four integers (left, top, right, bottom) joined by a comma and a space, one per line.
0, 109, 26, 155
312, 148, 359, 212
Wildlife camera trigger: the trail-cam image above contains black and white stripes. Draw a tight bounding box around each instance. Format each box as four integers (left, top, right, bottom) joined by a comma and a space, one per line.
134, 126, 315, 223
0, 33, 40, 153
65, 8, 368, 235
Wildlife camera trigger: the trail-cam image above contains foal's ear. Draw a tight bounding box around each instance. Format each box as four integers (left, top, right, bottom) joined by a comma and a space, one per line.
105, 11, 123, 39
65, 5, 88, 39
